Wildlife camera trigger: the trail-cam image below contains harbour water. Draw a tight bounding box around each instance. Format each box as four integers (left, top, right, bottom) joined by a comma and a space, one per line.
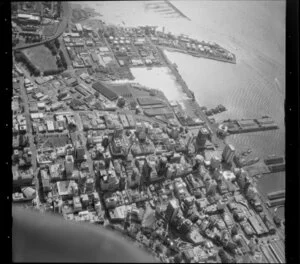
76, 1, 286, 218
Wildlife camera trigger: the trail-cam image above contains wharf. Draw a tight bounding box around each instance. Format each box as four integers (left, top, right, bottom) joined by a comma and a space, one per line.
243, 162, 271, 177
222, 117, 279, 135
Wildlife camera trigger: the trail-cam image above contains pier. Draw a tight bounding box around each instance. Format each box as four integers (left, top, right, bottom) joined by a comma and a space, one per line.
222, 117, 279, 135
164, 0, 191, 21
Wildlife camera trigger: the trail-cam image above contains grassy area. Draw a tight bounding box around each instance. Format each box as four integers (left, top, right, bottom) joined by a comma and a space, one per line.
42, 22, 59, 37
22, 45, 58, 72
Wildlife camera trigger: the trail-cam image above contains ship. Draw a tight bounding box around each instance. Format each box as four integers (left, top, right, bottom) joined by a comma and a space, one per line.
266, 198, 285, 208
205, 104, 227, 116
264, 155, 284, 165
267, 190, 285, 200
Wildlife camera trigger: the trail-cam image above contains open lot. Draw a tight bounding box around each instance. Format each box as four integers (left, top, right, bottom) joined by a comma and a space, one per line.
42, 22, 59, 37
22, 45, 59, 72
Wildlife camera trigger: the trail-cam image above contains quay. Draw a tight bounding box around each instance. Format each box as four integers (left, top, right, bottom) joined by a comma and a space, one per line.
222, 117, 279, 135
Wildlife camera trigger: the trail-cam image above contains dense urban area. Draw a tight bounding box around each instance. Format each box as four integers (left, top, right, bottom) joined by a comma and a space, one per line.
12, 2, 285, 263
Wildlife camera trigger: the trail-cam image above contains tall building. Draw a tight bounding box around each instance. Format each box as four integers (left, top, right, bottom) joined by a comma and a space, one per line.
206, 179, 217, 196
179, 219, 193, 234
114, 124, 123, 138
75, 142, 85, 161
65, 155, 74, 177
222, 144, 235, 164
128, 167, 141, 189
210, 155, 221, 169
196, 127, 210, 149
166, 199, 180, 223
100, 170, 119, 192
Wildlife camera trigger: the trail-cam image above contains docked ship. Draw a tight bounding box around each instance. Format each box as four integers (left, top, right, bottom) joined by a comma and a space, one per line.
267, 190, 285, 200
266, 198, 285, 208
221, 116, 279, 134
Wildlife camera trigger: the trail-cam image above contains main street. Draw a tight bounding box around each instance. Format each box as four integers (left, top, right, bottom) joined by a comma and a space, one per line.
18, 73, 40, 209
73, 112, 95, 179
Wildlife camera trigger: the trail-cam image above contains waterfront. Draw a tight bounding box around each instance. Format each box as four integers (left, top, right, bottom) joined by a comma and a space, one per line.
130, 67, 188, 101
77, 1, 285, 218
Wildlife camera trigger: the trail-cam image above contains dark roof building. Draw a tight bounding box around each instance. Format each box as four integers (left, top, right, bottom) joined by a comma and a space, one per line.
65, 78, 78, 87
92, 82, 118, 101
137, 97, 165, 106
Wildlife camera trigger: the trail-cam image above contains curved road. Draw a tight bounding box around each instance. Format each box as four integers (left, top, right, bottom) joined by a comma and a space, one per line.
13, 2, 71, 51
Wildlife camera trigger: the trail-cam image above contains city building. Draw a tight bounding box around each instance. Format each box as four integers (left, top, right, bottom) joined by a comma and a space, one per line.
65, 155, 74, 177
75, 142, 85, 161
196, 126, 210, 150
165, 199, 180, 223
210, 156, 221, 170
222, 144, 235, 164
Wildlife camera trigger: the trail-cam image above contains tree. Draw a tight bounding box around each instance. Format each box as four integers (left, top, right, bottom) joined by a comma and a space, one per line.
231, 225, 239, 236
117, 96, 126, 108
219, 249, 233, 263
224, 241, 237, 256
54, 38, 60, 49
102, 137, 109, 149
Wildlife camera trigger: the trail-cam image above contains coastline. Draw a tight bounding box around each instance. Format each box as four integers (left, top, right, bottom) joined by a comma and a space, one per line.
76, 1, 285, 218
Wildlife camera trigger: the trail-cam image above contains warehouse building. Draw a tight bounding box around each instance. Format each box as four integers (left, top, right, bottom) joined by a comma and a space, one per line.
92, 82, 118, 101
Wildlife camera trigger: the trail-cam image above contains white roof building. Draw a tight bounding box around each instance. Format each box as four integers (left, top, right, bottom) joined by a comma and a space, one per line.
31, 113, 44, 119
75, 23, 83, 32
46, 120, 54, 132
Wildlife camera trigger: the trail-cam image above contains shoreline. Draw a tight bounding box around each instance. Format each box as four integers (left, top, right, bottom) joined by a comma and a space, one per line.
160, 46, 237, 65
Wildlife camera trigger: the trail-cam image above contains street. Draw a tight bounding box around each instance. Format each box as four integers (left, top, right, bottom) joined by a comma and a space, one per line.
18, 71, 40, 209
